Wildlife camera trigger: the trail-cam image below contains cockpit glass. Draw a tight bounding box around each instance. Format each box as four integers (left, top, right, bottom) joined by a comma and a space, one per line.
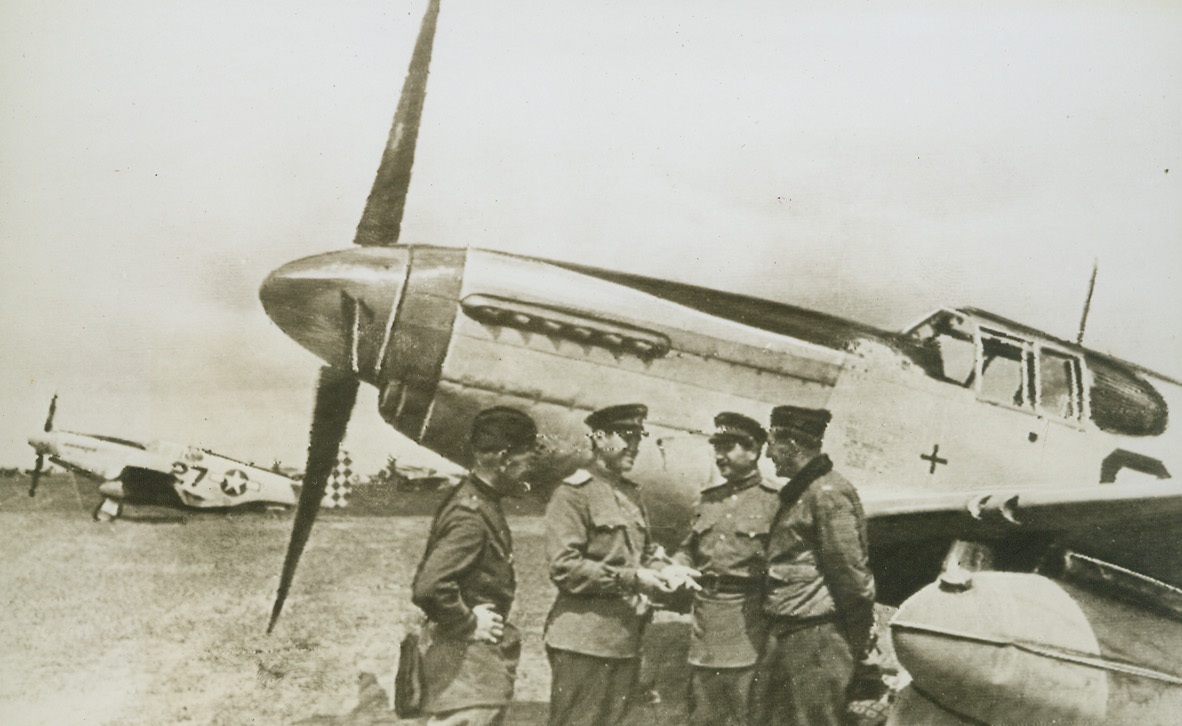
979, 334, 1027, 407
1039, 349, 1079, 420
910, 311, 976, 386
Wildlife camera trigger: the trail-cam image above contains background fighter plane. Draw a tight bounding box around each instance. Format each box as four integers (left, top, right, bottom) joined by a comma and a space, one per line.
27, 396, 298, 521
263, 1, 1182, 722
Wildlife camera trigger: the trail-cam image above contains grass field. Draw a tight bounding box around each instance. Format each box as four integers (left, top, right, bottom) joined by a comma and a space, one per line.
0, 475, 894, 725
0, 475, 697, 725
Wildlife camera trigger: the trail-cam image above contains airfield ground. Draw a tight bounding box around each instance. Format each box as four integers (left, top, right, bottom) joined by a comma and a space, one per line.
0, 475, 895, 725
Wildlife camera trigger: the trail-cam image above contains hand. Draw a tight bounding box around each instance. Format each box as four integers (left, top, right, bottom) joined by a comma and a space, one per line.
660, 564, 702, 591
470, 603, 504, 644
857, 630, 880, 663
635, 567, 675, 596
844, 611, 877, 661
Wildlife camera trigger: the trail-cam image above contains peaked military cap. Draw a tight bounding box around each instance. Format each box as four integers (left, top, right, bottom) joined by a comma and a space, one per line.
770, 405, 831, 443
470, 406, 538, 452
708, 412, 766, 447
584, 403, 648, 432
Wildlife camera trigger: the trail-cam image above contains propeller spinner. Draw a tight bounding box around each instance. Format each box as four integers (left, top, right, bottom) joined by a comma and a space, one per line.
266, 0, 442, 633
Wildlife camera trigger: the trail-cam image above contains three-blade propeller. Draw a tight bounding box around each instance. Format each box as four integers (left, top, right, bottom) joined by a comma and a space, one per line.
268, 367, 359, 633
267, 0, 442, 633
28, 394, 57, 497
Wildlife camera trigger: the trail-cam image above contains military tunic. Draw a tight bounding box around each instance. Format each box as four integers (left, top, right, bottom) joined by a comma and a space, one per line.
544, 464, 662, 726
762, 455, 874, 645
673, 471, 779, 668
671, 471, 778, 726
544, 465, 662, 658
412, 475, 520, 716
754, 454, 876, 726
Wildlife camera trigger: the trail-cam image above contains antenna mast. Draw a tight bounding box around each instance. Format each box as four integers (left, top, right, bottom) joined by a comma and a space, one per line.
1076, 259, 1099, 344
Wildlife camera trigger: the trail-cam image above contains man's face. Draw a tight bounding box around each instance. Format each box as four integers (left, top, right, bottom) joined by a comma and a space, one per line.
496, 446, 537, 493
712, 440, 760, 482
767, 431, 806, 478
594, 427, 644, 474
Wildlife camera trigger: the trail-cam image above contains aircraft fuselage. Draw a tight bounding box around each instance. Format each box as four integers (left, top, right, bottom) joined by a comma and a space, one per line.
28, 430, 298, 513
261, 245, 1182, 562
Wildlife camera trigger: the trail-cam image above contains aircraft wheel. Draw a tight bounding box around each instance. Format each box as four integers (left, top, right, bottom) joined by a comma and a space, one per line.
93, 498, 122, 522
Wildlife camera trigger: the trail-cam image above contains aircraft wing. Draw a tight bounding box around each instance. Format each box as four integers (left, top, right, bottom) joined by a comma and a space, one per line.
119, 450, 179, 478
865, 481, 1182, 546
862, 480, 1182, 607
45, 449, 176, 482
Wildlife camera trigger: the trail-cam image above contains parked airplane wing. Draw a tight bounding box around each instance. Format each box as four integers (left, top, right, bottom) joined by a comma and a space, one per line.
120, 450, 181, 478
863, 480, 1182, 604
866, 481, 1182, 542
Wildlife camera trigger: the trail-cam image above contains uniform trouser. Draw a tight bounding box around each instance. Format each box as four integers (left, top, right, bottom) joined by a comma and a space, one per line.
546, 647, 640, 726
750, 620, 854, 726
426, 706, 505, 726
688, 665, 756, 726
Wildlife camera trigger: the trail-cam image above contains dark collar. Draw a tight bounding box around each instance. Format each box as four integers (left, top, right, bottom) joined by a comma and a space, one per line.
709, 470, 762, 498
778, 454, 833, 506
467, 474, 503, 501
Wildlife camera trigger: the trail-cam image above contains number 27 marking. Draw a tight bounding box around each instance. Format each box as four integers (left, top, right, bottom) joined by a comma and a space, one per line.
173, 462, 209, 487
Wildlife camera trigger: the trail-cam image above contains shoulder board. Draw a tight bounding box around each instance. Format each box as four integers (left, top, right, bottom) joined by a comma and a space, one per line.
699, 481, 729, 496
562, 469, 593, 486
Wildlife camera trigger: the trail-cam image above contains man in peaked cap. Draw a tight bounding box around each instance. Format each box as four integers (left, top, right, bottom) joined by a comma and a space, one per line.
411, 406, 539, 726
543, 403, 675, 726
662, 412, 781, 726
752, 405, 876, 726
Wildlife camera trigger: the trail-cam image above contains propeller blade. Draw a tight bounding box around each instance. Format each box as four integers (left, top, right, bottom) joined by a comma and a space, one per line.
268, 366, 360, 633
44, 394, 58, 432
353, 0, 441, 248
28, 453, 45, 497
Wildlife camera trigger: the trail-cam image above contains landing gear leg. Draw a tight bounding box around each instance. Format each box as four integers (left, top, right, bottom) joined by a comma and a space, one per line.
93, 497, 123, 522
937, 540, 995, 591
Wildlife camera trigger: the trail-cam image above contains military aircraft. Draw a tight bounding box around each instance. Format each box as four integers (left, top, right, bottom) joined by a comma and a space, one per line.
262, 1, 1182, 721
27, 396, 298, 521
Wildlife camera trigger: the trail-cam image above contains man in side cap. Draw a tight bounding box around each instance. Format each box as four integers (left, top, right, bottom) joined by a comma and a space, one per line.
411, 406, 539, 726
663, 412, 780, 726
544, 403, 675, 726
752, 405, 876, 726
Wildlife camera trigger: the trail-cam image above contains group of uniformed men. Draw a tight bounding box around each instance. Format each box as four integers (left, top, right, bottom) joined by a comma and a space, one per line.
410, 402, 876, 726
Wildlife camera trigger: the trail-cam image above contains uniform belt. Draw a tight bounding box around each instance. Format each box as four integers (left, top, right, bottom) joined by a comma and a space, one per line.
696, 574, 763, 594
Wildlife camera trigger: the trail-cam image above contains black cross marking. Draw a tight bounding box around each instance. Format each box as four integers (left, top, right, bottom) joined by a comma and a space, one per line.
921, 444, 949, 474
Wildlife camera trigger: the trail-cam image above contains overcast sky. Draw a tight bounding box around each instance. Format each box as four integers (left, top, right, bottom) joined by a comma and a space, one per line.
2, 0, 1179, 475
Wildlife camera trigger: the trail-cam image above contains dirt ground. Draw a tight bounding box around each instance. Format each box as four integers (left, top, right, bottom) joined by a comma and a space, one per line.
0, 475, 894, 725
1, 474, 549, 725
